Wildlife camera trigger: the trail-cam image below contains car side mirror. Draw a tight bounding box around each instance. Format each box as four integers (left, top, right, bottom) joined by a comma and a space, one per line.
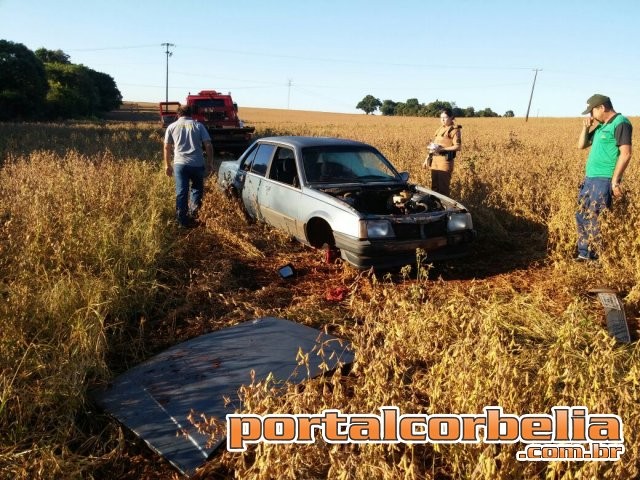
399, 171, 410, 182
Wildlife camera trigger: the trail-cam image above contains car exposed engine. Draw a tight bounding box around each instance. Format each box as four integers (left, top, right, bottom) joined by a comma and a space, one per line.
321, 185, 445, 215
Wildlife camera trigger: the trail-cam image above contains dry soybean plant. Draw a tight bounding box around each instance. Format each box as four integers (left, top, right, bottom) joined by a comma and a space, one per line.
1, 112, 639, 479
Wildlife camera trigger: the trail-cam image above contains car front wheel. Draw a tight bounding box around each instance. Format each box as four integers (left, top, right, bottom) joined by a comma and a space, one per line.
306, 218, 338, 263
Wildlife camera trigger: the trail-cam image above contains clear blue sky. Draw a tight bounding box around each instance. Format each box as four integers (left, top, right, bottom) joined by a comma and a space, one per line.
2, 0, 639, 117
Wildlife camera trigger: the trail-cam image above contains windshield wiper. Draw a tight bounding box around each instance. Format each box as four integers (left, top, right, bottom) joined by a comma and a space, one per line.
353, 174, 396, 182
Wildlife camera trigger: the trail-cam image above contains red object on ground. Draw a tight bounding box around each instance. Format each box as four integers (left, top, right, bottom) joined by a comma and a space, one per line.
326, 286, 348, 302
324, 247, 339, 264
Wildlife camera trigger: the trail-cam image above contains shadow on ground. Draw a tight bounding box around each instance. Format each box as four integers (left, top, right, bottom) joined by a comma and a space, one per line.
433, 211, 548, 281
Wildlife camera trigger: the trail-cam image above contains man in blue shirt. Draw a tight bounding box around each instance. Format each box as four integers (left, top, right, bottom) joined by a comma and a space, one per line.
576, 94, 632, 261
164, 105, 214, 228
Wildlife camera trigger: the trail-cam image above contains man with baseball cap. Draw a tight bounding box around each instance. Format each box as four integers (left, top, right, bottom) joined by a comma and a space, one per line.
575, 94, 632, 261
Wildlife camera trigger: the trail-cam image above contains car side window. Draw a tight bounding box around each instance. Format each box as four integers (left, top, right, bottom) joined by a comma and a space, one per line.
268, 147, 299, 187
250, 144, 275, 177
302, 151, 320, 182
240, 144, 259, 172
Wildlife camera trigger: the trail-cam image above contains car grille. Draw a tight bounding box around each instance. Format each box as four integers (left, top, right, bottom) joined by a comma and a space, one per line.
392, 217, 448, 240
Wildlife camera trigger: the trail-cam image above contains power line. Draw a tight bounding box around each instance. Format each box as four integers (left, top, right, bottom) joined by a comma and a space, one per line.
172, 45, 537, 71
64, 43, 533, 71
66, 44, 160, 51
60, 44, 640, 83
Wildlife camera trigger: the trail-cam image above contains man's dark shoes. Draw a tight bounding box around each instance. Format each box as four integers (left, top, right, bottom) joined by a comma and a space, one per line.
574, 254, 598, 263
178, 218, 200, 229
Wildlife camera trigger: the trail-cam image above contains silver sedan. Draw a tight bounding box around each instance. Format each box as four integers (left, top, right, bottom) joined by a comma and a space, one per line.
217, 136, 475, 269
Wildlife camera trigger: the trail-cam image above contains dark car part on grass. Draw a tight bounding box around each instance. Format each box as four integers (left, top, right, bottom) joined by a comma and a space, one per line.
277, 263, 296, 279
93, 317, 354, 476
589, 288, 632, 343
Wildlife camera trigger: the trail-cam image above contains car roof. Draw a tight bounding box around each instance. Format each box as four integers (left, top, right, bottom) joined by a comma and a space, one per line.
257, 136, 374, 149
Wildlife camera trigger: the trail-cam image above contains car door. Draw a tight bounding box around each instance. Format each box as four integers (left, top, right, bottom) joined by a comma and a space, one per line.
258, 147, 301, 236
241, 143, 275, 221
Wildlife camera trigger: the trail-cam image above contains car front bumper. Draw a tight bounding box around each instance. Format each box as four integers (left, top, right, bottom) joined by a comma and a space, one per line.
333, 230, 476, 269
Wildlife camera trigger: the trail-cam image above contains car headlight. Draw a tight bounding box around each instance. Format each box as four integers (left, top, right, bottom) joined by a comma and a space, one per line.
447, 212, 473, 232
361, 220, 395, 239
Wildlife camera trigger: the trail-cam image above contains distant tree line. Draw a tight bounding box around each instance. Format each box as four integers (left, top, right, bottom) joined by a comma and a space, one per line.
0, 40, 122, 121
356, 94, 515, 118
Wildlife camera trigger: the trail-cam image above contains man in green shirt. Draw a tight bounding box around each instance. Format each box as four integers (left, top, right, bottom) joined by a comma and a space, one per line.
576, 94, 633, 261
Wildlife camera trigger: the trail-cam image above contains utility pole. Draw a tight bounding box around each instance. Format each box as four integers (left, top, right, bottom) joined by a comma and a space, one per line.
525, 68, 541, 122
287, 79, 293, 109
162, 43, 175, 104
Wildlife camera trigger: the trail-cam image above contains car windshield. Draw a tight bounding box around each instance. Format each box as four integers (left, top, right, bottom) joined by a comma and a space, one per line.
302, 146, 399, 184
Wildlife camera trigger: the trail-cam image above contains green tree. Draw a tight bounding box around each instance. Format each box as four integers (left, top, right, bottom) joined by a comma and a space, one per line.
463, 106, 476, 117
380, 99, 397, 116
45, 63, 100, 118
423, 100, 453, 117
0, 40, 48, 120
35, 48, 71, 64
36, 47, 122, 116
356, 94, 382, 114
396, 98, 421, 116
476, 107, 499, 117
88, 69, 122, 112
504, 110, 515, 117
452, 106, 466, 118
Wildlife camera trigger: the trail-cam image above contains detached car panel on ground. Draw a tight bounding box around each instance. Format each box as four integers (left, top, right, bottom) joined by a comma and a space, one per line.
217, 136, 475, 269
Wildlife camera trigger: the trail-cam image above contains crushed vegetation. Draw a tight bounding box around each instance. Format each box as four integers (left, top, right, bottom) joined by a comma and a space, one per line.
0, 112, 639, 479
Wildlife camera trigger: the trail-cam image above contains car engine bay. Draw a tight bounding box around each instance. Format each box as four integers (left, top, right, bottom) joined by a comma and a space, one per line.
319, 185, 446, 215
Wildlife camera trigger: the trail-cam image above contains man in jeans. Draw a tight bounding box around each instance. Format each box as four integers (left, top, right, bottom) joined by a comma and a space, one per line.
576, 94, 632, 261
164, 105, 214, 228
